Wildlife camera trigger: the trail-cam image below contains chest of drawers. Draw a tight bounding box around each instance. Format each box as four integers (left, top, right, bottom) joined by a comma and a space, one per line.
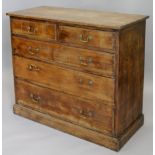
7, 6, 148, 151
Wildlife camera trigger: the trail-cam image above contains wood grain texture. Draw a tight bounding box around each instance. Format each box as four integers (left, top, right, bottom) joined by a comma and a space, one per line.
12, 36, 54, 61
13, 104, 144, 151
7, 6, 148, 151
14, 56, 115, 103
59, 26, 116, 51
7, 6, 148, 30
11, 18, 56, 41
53, 43, 115, 77
115, 21, 146, 136
12, 36, 115, 77
15, 79, 113, 135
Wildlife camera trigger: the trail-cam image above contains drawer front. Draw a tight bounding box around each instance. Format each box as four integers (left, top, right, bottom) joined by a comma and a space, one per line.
16, 79, 113, 134
11, 18, 56, 40
59, 26, 116, 51
53, 45, 115, 77
12, 36, 54, 61
12, 36, 115, 77
14, 56, 115, 103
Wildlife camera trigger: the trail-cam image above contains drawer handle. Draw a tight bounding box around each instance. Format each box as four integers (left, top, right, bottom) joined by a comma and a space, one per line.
25, 25, 37, 33
79, 56, 87, 66
30, 93, 41, 103
27, 46, 40, 55
79, 109, 94, 117
79, 78, 83, 84
79, 56, 93, 66
79, 78, 93, 86
79, 34, 93, 43
88, 80, 93, 86
27, 64, 40, 71
87, 57, 93, 63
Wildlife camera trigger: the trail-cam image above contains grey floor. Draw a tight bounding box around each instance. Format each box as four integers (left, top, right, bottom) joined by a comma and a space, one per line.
3, 68, 153, 155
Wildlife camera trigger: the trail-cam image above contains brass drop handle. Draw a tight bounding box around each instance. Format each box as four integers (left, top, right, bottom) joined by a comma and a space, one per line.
79, 109, 94, 117
30, 93, 41, 103
27, 46, 40, 55
78, 78, 93, 86
25, 25, 37, 33
26, 26, 31, 32
87, 57, 93, 63
79, 78, 83, 84
87, 111, 94, 117
79, 56, 87, 66
79, 34, 93, 43
79, 56, 93, 66
88, 80, 93, 86
27, 64, 40, 71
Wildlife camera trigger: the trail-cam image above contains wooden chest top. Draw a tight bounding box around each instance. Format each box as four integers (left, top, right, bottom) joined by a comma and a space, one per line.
7, 6, 148, 30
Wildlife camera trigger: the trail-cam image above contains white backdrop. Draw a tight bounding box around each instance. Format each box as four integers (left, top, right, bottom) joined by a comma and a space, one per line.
2, 1, 153, 155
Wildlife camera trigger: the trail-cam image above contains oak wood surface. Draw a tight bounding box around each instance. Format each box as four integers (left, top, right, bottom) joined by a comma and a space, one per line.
59, 26, 116, 50
7, 6, 148, 151
12, 36, 115, 77
53, 43, 115, 77
15, 79, 113, 135
115, 21, 146, 136
13, 104, 144, 151
11, 18, 56, 41
7, 6, 148, 30
13, 56, 115, 103
12, 36, 54, 61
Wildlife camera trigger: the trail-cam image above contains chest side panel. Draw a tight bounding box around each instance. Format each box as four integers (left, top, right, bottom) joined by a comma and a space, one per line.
115, 21, 146, 136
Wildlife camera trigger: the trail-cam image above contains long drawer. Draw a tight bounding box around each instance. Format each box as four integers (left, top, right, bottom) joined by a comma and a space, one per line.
12, 36, 115, 77
15, 79, 113, 135
11, 18, 56, 41
14, 56, 115, 103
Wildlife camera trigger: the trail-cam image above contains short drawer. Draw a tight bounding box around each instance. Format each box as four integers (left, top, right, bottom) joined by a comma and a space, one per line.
12, 36, 54, 61
53, 44, 115, 77
14, 56, 115, 103
59, 26, 116, 51
12, 36, 115, 77
16, 79, 113, 135
11, 18, 56, 41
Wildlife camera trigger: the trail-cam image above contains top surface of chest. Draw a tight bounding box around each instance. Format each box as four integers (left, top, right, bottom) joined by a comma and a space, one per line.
7, 6, 148, 30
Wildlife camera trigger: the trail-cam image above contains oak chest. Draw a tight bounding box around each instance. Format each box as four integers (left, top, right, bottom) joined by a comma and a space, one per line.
7, 6, 148, 151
